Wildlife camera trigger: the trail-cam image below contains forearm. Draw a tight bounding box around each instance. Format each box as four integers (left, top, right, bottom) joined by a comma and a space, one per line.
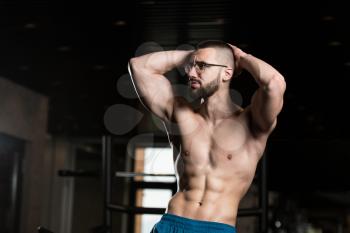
239, 54, 285, 88
130, 50, 193, 75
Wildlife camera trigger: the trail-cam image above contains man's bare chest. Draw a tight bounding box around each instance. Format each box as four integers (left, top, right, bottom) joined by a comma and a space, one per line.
169, 113, 258, 167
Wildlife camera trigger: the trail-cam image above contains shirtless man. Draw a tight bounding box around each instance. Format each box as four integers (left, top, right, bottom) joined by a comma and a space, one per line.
128, 40, 286, 233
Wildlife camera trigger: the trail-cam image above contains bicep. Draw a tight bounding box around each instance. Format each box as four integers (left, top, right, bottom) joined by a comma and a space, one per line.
128, 61, 175, 122
249, 76, 286, 134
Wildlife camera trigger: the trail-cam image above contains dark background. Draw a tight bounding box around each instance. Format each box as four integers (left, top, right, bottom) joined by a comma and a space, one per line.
1, 0, 349, 192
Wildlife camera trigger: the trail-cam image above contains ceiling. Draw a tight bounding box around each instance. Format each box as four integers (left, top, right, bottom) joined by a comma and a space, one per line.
1, 1, 350, 188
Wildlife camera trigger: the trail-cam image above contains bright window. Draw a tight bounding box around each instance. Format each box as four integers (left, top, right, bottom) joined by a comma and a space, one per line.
134, 147, 175, 233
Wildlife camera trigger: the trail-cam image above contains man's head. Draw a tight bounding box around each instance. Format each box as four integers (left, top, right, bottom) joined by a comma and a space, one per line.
185, 40, 235, 100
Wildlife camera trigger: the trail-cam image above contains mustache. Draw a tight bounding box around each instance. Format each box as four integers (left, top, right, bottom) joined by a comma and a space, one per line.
188, 78, 201, 84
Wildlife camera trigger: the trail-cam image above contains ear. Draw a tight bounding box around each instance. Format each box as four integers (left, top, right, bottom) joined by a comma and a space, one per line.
223, 68, 233, 82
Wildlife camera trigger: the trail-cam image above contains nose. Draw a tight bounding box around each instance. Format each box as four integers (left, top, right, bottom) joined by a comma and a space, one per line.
187, 65, 198, 78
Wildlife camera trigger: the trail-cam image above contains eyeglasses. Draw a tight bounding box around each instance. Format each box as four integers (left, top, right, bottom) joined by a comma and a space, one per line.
184, 60, 228, 74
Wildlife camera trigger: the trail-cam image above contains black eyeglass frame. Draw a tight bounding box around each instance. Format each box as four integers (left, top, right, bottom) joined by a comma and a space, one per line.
184, 60, 230, 73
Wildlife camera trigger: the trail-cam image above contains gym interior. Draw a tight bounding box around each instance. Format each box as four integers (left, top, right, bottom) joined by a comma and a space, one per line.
0, 1, 349, 233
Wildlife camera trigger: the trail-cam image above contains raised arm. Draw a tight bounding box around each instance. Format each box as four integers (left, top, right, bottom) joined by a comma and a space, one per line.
128, 50, 192, 122
229, 45, 286, 135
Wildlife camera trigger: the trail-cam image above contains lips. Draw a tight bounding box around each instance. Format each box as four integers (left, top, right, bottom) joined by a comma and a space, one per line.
189, 79, 201, 89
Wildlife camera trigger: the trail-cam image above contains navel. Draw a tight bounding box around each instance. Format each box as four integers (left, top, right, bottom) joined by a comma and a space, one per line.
227, 154, 232, 160
198, 202, 202, 206
184, 150, 189, 156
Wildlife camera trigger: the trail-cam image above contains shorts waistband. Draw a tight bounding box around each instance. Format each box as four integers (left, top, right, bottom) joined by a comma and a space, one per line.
160, 213, 236, 232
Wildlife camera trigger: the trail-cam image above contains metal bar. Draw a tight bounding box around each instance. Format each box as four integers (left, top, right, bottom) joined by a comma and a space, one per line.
102, 135, 112, 233
58, 169, 99, 177
115, 171, 175, 178
107, 203, 263, 217
108, 204, 166, 215
132, 181, 176, 190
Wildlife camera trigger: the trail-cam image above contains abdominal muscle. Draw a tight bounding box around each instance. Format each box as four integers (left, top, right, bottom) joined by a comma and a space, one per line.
165, 161, 250, 227
166, 189, 240, 226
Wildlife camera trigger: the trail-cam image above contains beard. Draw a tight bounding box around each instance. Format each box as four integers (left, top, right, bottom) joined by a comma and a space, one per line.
188, 74, 220, 101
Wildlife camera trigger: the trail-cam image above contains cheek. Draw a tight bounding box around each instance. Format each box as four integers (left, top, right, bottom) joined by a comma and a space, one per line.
201, 71, 221, 86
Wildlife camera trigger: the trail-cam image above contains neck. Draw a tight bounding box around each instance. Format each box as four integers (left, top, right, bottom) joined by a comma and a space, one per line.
199, 87, 242, 125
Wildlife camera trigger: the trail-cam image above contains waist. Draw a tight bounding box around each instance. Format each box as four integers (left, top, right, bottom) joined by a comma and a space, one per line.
167, 191, 239, 226
159, 213, 236, 233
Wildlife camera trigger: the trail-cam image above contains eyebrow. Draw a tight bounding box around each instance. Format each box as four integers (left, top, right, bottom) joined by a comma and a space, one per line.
195, 60, 205, 63
196, 60, 219, 65
194, 59, 213, 64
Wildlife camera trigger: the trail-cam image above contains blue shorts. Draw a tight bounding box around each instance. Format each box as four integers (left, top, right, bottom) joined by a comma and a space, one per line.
150, 213, 236, 233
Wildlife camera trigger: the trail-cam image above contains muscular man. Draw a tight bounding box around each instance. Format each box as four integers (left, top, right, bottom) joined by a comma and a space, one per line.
128, 40, 286, 233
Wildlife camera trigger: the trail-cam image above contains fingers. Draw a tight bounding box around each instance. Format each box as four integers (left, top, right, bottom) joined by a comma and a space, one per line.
227, 43, 242, 57
227, 43, 246, 76
227, 43, 237, 50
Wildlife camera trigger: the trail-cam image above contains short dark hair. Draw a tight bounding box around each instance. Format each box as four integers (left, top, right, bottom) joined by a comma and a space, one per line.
196, 40, 231, 51
196, 40, 234, 68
